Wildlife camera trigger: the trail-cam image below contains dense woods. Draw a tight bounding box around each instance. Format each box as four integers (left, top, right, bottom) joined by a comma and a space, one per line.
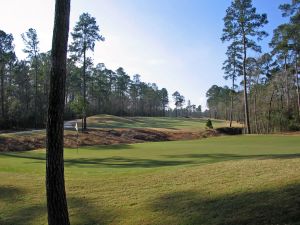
0, 12, 203, 130
205, 0, 300, 133
0, 13, 177, 130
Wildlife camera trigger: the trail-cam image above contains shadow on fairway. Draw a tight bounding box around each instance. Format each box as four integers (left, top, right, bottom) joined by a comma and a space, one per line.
0, 186, 46, 225
150, 183, 300, 225
163, 153, 300, 164
65, 157, 194, 168
80, 144, 134, 151
0, 186, 24, 202
0, 185, 118, 225
68, 196, 119, 225
3, 152, 300, 169
0, 153, 192, 168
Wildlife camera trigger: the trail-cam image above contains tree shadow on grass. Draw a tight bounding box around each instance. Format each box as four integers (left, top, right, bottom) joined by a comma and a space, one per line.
0, 185, 118, 225
150, 183, 300, 225
64, 157, 193, 169
0, 185, 46, 225
1, 152, 193, 169
3, 152, 300, 169
68, 196, 119, 225
82, 144, 134, 151
163, 153, 300, 165
0, 186, 24, 202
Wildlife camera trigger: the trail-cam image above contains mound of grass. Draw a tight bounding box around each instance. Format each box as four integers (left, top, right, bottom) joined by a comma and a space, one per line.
84, 115, 237, 130
1, 135, 300, 224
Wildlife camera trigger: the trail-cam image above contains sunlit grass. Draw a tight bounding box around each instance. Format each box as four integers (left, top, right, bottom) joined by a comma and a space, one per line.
1, 135, 300, 224
82, 114, 241, 130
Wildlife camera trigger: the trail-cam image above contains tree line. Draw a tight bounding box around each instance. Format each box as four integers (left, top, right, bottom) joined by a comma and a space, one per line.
0, 13, 188, 130
205, 0, 300, 133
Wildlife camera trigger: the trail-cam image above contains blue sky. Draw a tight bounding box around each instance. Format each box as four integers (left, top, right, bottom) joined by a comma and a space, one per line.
0, 0, 290, 109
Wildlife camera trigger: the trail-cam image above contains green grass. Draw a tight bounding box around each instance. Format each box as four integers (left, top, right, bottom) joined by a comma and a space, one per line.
1, 135, 300, 224
83, 114, 237, 130
0, 115, 238, 140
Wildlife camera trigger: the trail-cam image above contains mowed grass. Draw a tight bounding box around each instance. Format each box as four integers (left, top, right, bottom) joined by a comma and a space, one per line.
82, 114, 239, 130
1, 135, 300, 225
0, 115, 238, 139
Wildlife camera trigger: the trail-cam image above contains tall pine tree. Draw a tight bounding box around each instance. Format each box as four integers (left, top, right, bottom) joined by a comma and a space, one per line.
69, 13, 104, 131
221, 0, 268, 134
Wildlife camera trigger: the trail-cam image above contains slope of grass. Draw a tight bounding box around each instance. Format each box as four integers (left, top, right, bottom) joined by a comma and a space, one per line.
1, 135, 300, 224
83, 114, 238, 130
0, 115, 238, 144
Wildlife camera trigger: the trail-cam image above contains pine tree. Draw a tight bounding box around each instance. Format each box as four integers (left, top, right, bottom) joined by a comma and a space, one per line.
69, 13, 104, 131
22, 28, 40, 128
223, 40, 242, 127
221, 0, 268, 134
0, 30, 14, 120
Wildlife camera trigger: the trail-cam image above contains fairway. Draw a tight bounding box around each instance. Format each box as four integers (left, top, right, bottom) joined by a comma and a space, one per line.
82, 115, 235, 130
1, 135, 300, 225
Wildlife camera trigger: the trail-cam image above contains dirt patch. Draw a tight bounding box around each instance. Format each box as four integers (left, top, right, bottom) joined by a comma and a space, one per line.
0, 136, 45, 152
0, 128, 219, 152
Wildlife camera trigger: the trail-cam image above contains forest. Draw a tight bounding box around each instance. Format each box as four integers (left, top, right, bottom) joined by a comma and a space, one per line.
0, 13, 201, 130
205, 0, 300, 133
0, 21, 167, 129
1, 1, 299, 134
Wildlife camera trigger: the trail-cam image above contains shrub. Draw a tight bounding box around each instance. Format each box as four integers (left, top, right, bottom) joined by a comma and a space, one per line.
206, 119, 213, 129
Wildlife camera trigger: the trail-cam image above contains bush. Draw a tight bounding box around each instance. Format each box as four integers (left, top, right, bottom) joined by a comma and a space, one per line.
288, 123, 300, 131
206, 119, 213, 129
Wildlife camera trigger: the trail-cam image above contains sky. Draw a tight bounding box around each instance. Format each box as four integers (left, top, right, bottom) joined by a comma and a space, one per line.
0, 0, 290, 109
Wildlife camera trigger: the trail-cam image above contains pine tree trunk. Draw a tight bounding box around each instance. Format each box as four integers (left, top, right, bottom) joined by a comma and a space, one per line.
295, 53, 300, 118
242, 32, 251, 134
0, 65, 4, 118
34, 54, 38, 128
254, 88, 258, 134
46, 0, 71, 224
229, 69, 235, 128
267, 90, 275, 134
284, 55, 290, 109
83, 46, 87, 131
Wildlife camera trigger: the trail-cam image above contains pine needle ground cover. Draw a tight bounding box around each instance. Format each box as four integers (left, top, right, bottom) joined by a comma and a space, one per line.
1, 135, 300, 225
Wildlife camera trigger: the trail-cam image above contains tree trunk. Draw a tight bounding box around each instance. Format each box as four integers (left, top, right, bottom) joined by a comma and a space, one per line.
280, 92, 284, 131
284, 55, 290, 109
46, 0, 71, 224
34, 54, 38, 128
83, 45, 87, 131
295, 53, 300, 118
267, 90, 275, 133
229, 69, 235, 127
0, 65, 4, 118
253, 88, 258, 134
242, 32, 251, 134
